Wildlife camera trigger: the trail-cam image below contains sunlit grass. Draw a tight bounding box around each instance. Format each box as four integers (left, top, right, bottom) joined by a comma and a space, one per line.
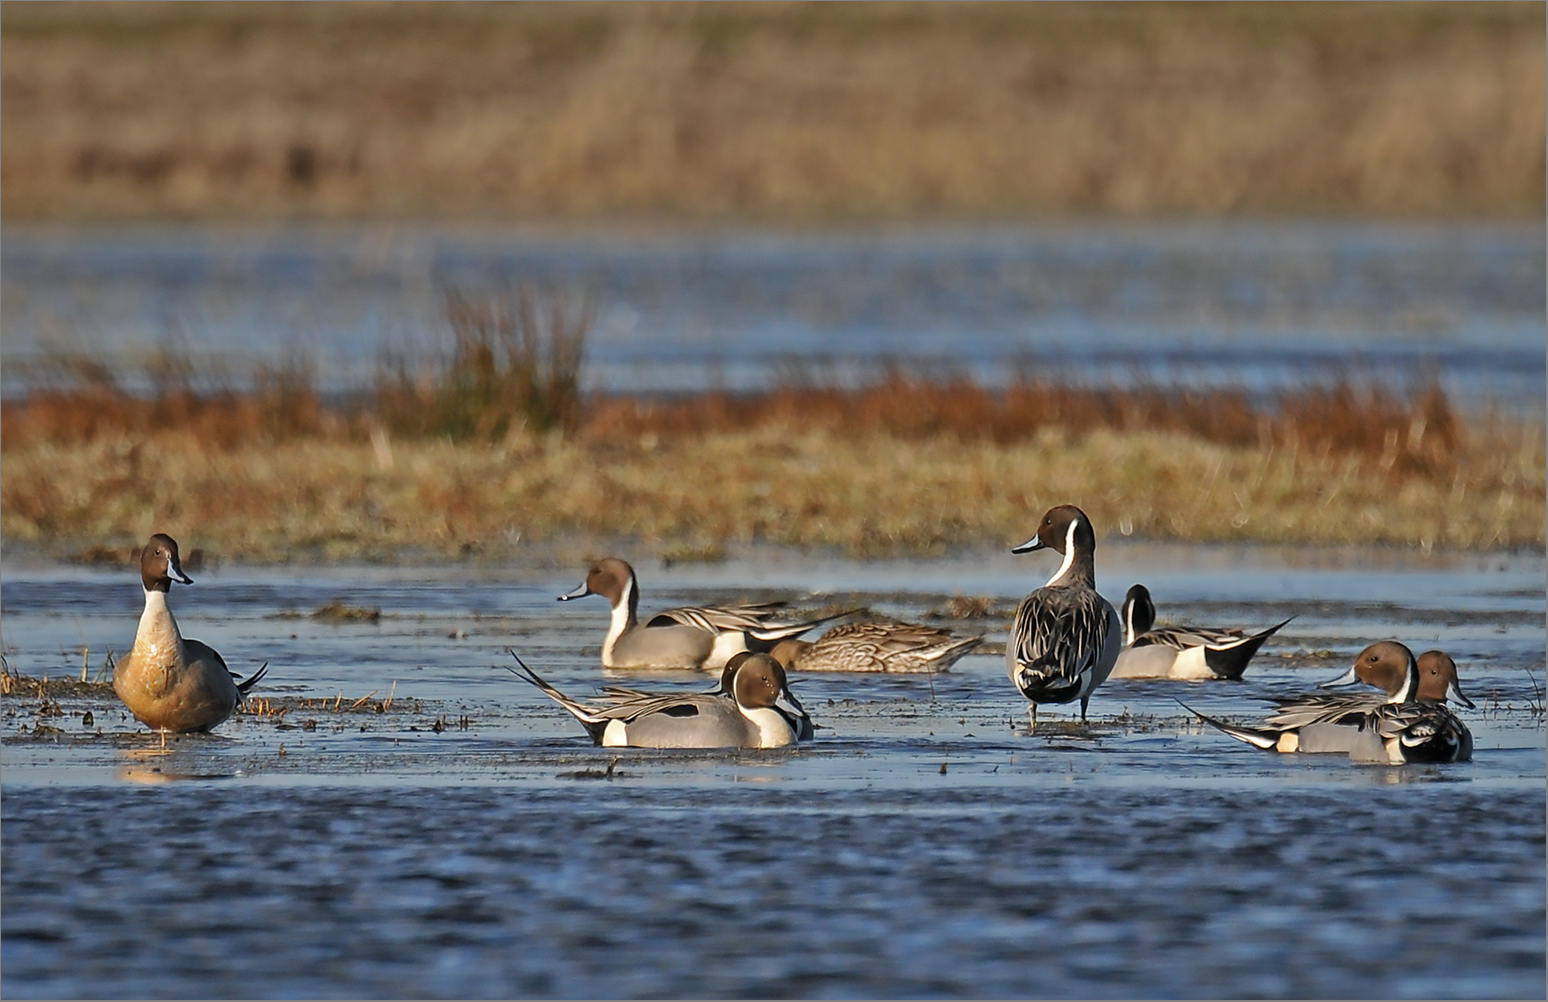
3, 2, 1541, 221
3, 416, 1540, 562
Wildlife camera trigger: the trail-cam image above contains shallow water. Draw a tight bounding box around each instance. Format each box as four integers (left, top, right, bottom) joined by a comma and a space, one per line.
4, 221, 1544, 409
2, 546, 1544, 997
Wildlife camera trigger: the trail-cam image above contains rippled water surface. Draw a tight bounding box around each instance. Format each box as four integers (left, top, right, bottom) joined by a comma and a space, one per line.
2, 546, 1544, 997
4, 221, 1544, 407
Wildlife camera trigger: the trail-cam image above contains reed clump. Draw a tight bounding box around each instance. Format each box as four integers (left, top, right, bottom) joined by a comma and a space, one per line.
375, 286, 590, 440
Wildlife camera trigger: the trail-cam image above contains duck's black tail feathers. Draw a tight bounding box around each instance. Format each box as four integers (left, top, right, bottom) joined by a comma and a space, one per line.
1202, 617, 1296, 680
236, 662, 269, 695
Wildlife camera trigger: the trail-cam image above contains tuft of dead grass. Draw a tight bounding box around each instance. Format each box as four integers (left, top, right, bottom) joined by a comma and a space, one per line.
376, 285, 591, 440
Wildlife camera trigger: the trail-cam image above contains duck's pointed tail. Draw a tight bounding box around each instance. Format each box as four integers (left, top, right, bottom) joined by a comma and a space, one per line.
236, 662, 269, 695
505, 651, 610, 742
1202, 616, 1296, 680
1176, 698, 1282, 750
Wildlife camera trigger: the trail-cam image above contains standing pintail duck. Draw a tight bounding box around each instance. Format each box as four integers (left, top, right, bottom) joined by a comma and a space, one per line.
558, 557, 846, 670
1183, 641, 1474, 764
112, 533, 267, 734
511, 652, 810, 749
768, 617, 982, 674
1006, 504, 1122, 731
1111, 583, 1294, 680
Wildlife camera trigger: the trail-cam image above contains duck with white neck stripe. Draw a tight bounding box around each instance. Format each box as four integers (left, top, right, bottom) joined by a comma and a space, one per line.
1006, 504, 1122, 732
558, 556, 849, 671
1111, 583, 1295, 680
1182, 641, 1474, 763
510, 651, 809, 749
111, 533, 267, 734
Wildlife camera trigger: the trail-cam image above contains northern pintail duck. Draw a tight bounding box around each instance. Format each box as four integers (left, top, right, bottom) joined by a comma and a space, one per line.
513, 652, 810, 749
558, 557, 844, 670
1110, 584, 1294, 680
1006, 504, 1122, 730
111, 534, 267, 733
1184, 641, 1474, 763
768, 617, 982, 674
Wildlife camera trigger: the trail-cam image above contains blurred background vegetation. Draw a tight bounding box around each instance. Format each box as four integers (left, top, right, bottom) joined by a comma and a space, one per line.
2, 2, 1543, 560
3, 1, 1542, 222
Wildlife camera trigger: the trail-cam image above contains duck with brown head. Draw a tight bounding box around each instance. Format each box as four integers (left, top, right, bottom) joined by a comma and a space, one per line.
1182, 640, 1474, 763
510, 651, 810, 749
111, 533, 267, 734
558, 556, 847, 670
1006, 504, 1122, 731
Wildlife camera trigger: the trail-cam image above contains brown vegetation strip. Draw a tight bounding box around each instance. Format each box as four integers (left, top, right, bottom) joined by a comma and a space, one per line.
3, 415, 1541, 561
3, 2, 1542, 221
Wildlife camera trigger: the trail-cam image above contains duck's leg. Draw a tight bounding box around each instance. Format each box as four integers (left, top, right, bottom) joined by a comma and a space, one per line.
1080, 695, 1090, 723
1027, 702, 1038, 734
159, 728, 167, 750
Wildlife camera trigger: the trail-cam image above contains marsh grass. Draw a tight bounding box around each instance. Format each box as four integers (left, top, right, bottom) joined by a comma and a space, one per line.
3, 413, 1541, 561
589, 373, 1466, 480
3, 340, 1541, 558
2, 2, 1542, 222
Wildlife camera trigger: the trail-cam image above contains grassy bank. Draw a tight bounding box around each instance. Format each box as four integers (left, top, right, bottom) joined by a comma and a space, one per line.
3, 1, 1542, 222
4, 408, 1541, 563
6, 293, 1542, 562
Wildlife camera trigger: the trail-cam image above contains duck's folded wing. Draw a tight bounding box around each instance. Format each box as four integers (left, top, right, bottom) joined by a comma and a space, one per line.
648, 603, 853, 642
1263, 691, 1384, 730
1367, 701, 1472, 760
1009, 588, 1113, 699
1134, 625, 1248, 651
646, 602, 790, 633
182, 638, 230, 673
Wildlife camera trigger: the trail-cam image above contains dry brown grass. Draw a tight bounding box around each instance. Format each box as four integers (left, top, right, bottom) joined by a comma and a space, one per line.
590, 375, 1466, 480
3, 406, 1541, 560
3, 2, 1542, 222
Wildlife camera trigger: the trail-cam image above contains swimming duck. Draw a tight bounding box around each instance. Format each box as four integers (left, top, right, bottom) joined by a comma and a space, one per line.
1183, 641, 1474, 763
111, 533, 267, 733
1006, 504, 1122, 731
558, 557, 845, 670
768, 617, 982, 674
512, 651, 809, 749
1111, 583, 1294, 680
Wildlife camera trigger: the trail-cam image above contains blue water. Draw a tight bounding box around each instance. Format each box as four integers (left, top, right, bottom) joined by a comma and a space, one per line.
3, 221, 1543, 409
2, 548, 1544, 997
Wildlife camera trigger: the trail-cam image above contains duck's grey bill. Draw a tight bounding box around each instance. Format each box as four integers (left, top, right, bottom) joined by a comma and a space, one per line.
1317, 665, 1361, 688
1446, 678, 1476, 709
1010, 533, 1044, 555
775, 690, 808, 722
558, 581, 591, 602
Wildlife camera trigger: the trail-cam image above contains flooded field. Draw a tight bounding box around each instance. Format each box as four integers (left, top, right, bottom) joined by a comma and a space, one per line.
3, 545, 1543, 997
